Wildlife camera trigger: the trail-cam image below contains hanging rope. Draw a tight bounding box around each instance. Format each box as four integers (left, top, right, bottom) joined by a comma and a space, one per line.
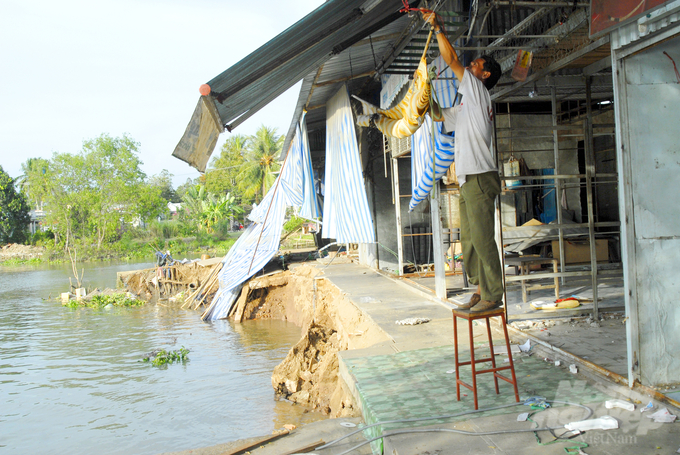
369, 35, 378, 68
664, 51, 680, 83
399, 0, 434, 14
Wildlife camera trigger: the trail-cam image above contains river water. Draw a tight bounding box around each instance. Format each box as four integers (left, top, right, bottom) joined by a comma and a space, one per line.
0, 261, 320, 455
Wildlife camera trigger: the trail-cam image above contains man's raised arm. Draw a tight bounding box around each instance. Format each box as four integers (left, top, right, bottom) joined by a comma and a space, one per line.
422, 12, 465, 82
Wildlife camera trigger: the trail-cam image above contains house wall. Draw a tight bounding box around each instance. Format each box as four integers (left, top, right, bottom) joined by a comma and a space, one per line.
614, 28, 680, 387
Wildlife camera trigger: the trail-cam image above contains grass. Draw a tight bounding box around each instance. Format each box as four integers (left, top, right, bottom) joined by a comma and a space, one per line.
0, 257, 45, 267
64, 293, 145, 309
142, 347, 190, 367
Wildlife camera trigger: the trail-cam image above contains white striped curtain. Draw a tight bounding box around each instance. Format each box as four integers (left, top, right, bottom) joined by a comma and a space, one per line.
322, 86, 375, 244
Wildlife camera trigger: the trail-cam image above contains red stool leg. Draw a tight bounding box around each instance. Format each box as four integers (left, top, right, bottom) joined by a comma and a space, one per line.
501, 313, 520, 403
453, 314, 460, 401
485, 316, 500, 394
468, 317, 478, 410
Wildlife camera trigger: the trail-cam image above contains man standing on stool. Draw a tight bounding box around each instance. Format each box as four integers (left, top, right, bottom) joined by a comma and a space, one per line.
424, 12, 504, 312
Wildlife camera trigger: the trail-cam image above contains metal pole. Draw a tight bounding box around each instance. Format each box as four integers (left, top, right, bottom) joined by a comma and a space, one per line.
431, 181, 447, 299
551, 81, 566, 287
393, 157, 404, 275
585, 77, 599, 320
493, 106, 508, 321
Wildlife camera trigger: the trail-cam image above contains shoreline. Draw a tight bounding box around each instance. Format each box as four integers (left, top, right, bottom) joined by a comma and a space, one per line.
228, 263, 391, 417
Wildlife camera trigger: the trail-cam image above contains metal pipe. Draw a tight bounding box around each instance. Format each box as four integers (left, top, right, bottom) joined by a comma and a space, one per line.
552, 82, 566, 287
585, 77, 599, 320
490, 1, 589, 6
393, 157, 404, 275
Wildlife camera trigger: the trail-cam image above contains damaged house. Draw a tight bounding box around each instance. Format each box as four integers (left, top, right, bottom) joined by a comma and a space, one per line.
174, 0, 680, 408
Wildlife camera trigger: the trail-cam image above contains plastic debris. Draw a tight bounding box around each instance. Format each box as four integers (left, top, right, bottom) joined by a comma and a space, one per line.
523, 396, 550, 409
605, 399, 635, 412
569, 364, 578, 374
646, 408, 677, 423
517, 412, 529, 422
565, 415, 619, 432
554, 360, 561, 367
395, 317, 431, 325
519, 339, 532, 352
641, 401, 654, 413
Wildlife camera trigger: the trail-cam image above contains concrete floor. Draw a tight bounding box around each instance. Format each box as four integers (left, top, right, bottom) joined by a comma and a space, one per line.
407, 268, 629, 378
322, 262, 680, 455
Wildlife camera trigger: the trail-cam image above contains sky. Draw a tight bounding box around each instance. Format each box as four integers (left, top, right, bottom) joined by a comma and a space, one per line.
0, 0, 324, 187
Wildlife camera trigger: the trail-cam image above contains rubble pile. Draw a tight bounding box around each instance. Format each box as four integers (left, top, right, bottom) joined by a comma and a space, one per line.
0, 243, 44, 261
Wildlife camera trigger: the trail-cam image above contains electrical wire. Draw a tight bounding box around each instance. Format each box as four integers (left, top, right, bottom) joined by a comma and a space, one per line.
316, 400, 593, 454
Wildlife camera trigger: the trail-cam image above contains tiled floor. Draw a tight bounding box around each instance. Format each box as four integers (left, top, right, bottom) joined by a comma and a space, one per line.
344, 344, 610, 454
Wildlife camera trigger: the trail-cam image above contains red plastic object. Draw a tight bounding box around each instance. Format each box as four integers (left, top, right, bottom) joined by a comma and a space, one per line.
199, 84, 211, 96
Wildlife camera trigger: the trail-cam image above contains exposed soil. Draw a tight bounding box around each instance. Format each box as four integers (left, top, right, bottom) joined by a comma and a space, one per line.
0, 243, 44, 261
118, 261, 220, 304
230, 264, 391, 417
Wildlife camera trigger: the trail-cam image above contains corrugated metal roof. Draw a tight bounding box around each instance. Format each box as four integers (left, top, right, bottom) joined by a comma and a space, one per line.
198, 0, 619, 162
206, 0, 411, 132
281, 13, 416, 154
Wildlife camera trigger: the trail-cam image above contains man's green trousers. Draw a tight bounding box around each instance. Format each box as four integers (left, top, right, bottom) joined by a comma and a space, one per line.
459, 171, 504, 302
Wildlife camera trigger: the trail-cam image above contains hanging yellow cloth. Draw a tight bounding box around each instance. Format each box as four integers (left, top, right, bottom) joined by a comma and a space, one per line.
355, 56, 431, 138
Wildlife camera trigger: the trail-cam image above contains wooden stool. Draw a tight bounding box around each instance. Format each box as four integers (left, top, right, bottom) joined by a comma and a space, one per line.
452, 307, 520, 410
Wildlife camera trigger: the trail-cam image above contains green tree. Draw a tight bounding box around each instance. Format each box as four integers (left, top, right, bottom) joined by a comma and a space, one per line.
237, 125, 283, 203
36, 134, 167, 250
180, 184, 243, 233
17, 157, 50, 210
80, 134, 150, 248
149, 169, 179, 203
176, 177, 199, 201
0, 165, 31, 243
198, 193, 242, 234
42, 152, 87, 249
205, 134, 247, 196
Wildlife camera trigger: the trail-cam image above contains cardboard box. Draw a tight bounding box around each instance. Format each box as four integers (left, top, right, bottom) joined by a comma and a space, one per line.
551, 239, 608, 264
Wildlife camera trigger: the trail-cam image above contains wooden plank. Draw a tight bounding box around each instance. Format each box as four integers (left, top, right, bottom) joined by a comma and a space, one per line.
219, 430, 289, 455
280, 439, 326, 455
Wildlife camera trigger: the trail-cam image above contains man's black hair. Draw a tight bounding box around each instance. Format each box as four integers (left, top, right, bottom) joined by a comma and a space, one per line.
479, 55, 502, 90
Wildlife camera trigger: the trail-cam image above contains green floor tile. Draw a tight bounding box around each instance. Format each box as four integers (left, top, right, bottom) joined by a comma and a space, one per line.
346, 344, 610, 455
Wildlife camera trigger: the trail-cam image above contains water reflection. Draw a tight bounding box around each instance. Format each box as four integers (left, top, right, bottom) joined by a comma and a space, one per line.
0, 261, 324, 455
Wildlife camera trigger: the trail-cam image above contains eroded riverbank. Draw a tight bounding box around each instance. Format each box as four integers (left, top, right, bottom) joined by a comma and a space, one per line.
224, 264, 391, 417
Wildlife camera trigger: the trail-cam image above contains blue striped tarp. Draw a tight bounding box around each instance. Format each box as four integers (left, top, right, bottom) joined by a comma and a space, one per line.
322, 86, 375, 244
409, 114, 456, 212
430, 55, 458, 109
203, 114, 319, 321
202, 186, 287, 321
283, 113, 320, 219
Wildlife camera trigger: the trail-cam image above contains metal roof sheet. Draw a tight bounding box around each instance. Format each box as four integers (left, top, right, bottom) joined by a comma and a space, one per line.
206, 0, 411, 132
197, 0, 618, 164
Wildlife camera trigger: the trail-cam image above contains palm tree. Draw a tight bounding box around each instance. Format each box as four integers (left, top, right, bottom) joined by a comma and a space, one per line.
237, 125, 283, 203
